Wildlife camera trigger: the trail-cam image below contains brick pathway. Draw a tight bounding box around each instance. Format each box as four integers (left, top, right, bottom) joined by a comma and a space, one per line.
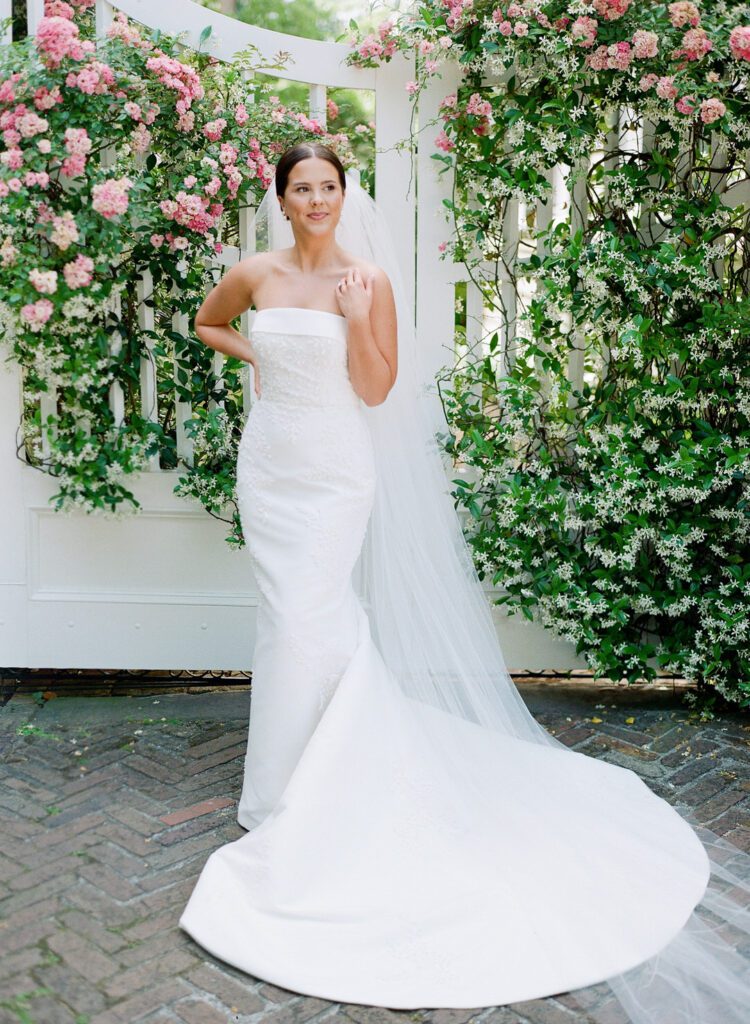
0, 684, 747, 1024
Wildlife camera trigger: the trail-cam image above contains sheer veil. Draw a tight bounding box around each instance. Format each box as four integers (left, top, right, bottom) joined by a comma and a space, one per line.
248, 168, 750, 1022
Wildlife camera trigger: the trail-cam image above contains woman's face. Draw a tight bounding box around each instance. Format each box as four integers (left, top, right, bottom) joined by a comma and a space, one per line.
279, 157, 344, 236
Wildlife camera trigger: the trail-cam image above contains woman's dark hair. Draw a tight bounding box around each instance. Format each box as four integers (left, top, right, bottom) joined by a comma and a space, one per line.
274, 143, 347, 197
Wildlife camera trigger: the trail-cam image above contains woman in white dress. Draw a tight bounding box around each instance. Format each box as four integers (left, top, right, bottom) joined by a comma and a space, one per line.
179, 143, 750, 1022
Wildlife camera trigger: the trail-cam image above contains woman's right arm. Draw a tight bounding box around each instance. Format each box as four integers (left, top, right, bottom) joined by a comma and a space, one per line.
193, 255, 265, 396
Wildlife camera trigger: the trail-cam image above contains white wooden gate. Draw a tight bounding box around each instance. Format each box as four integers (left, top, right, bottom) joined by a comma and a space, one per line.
0, 0, 583, 671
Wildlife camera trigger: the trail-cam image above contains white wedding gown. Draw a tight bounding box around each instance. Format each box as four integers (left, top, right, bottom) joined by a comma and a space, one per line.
179, 307, 726, 1011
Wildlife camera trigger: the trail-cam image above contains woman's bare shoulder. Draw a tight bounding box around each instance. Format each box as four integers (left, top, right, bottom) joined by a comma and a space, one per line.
339, 249, 390, 283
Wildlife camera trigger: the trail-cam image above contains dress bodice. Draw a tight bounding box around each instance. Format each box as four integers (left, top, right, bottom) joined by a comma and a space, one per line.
250, 307, 360, 410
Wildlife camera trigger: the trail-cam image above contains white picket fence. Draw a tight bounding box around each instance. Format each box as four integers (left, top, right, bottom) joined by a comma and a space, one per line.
0, 0, 586, 671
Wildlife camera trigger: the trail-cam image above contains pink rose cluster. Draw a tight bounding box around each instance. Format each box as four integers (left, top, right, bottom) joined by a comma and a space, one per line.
145, 52, 205, 121
635, 70, 726, 122
592, 0, 631, 22
21, 298, 54, 332
586, 41, 633, 72
203, 118, 227, 142
0, 72, 23, 105
50, 209, 80, 249
435, 129, 455, 153
571, 17, 598, 49
491, 1, 550, 39
672, 27, 712, 62
91, 176, 132, 219
353, 19, 399, 61
632, 30, 658, 60
160, 191, 224, 236
105, 11, 150, 51
465, 92, 493, 136
65, 59, 117, 96
130, 123, 151, 155
33, 84, 63, 111
1, 100, 54, 158
29, 268, 58, 294
668, 3, 700, 29
62, 252, 94, 289
35, 15, 95, 69
24, 170, 50, 190
699, 97, 726, 124
730, 26, 750, 62
246, 138, 274, 189
443, 0, 481, 34
61, 125, 91, 178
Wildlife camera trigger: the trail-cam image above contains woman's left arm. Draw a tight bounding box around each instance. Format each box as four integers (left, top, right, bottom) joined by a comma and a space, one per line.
338, 266, 397, 407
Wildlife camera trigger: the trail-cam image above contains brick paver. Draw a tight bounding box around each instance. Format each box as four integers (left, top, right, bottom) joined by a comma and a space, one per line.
0, 684, 747, 1024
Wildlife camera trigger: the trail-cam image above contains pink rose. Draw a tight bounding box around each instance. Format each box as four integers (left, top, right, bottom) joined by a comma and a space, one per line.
91, 175, 132, 219
435, 130, 455, 152
632, 30, 658, 60
29, 268, 58, 294
63, 254, 94, 289
21, 298, 54, 331
50, 210, 79, 250
675, 95, 696, 115
571, 17, 598, 48
730, 26, 750, 62
668, 2, 700, 29
700, 98, 726, 124
656, 75, 678, 100
592, 0, 630, 22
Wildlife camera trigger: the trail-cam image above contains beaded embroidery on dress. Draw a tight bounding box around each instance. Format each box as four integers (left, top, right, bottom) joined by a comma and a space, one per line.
176, 306, 750, 1015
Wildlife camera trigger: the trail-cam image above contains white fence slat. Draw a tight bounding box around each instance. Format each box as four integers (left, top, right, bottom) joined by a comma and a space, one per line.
25, 0, 44, 35
500, 196, 519, 366
95, 0, 115, 36
0, 0, 12, 44
210, 350, 226, 412
375, 51, 416, 319
414, 58, 461, 419
39, 389, 57, 458
137, 271, 160, 471
567, 158, 588, 403
238, 185, 257, 416
108, 294, 126, 428
170, 278, 194, 466
309, 84, 327, 127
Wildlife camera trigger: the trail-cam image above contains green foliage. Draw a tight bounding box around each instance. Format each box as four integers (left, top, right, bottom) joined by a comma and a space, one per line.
0, 6, 358, 545
350, 0, 750, 706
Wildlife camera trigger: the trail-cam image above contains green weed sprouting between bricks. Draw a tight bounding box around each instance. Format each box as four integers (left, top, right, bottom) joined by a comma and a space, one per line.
0, 988, 54, 1024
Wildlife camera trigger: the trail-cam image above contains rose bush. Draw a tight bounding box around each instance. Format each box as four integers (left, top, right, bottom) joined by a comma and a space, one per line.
0, 1, 357, 545
348, 2, 750, 708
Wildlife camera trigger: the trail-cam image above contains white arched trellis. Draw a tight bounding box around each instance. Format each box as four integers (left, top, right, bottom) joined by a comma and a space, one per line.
0, 0, 584, 672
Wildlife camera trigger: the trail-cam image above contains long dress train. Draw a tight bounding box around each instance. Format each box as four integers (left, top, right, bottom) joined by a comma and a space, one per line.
179, 307, 745, 1014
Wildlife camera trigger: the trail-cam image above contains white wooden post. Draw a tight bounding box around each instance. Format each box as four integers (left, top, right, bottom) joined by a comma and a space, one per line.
25, 0, 44, 35
309, 84, 327, 127
170, 272, 195, 466
0, 0, 12, 44
137, 270, 160, 471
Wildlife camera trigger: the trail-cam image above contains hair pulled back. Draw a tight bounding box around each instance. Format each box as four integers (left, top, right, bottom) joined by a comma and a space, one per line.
273, 142, 347, 197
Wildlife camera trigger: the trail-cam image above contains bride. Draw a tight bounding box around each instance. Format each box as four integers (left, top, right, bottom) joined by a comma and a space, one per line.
179, 142, 750, 1021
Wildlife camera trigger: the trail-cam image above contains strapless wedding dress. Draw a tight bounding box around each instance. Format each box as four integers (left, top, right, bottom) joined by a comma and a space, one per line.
178, 306, 713, 1009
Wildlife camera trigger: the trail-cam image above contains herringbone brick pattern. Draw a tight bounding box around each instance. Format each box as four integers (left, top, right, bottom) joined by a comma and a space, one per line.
0, 689, 747, 1024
